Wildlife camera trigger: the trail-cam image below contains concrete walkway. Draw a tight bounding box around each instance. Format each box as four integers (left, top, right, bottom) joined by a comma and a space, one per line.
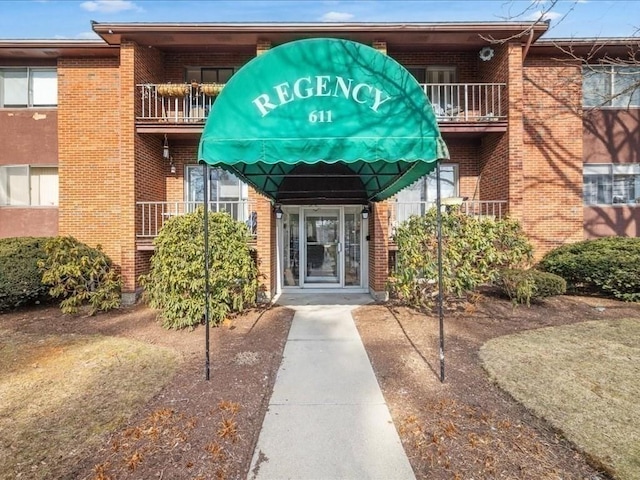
247, 293, 416, 480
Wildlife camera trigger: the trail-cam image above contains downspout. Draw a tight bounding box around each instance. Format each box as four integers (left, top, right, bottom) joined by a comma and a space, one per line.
522, 28, 535, 63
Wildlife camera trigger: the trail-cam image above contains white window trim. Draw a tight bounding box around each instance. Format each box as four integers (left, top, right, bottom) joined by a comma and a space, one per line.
0, 164, 59, 207
0, 67, 58, 108
583, 163, 640, 206
582, 65, 640, 108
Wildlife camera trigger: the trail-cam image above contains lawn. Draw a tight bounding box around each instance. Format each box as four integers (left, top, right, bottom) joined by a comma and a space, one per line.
480, 318, 640, 480
0, 329, 179, 480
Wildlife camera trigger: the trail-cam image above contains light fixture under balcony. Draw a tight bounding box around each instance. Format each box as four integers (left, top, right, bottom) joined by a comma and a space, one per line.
163, 134, 170, 160
361, 206, 370, 219
169, 157, 176, 174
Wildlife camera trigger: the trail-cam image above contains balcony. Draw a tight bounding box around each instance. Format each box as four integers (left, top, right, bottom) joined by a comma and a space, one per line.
389, 199, 508, 234
136, 82, 507, 134
136, 200, 256, 250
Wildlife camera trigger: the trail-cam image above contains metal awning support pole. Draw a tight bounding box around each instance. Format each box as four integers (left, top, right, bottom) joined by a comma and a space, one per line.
203, 162, 211, 381
436, 161, 445, 383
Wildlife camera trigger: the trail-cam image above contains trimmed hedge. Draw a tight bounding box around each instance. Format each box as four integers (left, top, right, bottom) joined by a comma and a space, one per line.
140, 209, 259, 329
538, 237, 640, 302
496, 268, 567, 306
0, 237, 51, 311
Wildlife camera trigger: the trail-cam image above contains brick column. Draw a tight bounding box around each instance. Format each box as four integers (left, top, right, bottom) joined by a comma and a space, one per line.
506, 42, 524, 222
257, 41, 271, 56
372, 41, 387, 55
368, 201, 389, 300
249, 188, 276, 301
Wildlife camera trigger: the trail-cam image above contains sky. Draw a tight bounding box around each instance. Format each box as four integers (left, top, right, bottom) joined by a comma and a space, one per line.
0, 0, 638, 40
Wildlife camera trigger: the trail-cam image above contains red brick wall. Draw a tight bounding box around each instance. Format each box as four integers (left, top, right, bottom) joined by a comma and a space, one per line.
164, 52, 255, 83
165, 141, 198, 202
57, 56, 123, 269
369, 201, 389, 297
133, 43, 167, 284
522, 55, 583, 256
389, 50, 479, 82
444, 138, 481, 199
249, 190, 276, 299
476, 44, 522, 208
475, 44, 525, 223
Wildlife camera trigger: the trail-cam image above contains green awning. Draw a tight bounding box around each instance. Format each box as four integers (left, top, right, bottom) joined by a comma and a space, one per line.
198, 38, 449, 202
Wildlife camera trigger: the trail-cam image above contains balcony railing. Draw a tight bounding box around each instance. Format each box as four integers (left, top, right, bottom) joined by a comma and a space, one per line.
136, 82, 506, 123
389, 200, 508, 234
137, 201, 256, 239
422, 83, 506, 121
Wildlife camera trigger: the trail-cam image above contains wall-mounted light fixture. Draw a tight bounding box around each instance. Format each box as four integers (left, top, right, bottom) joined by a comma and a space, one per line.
361, 205, 370, 219
163, 134, 170, 160
170, 157, 176, 174
274, 204, 283, 219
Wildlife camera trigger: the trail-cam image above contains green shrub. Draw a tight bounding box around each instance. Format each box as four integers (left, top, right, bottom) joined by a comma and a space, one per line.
0, 237, 51, 311
39, 236, 122, 315
530, 269, 567, 298
538, 237, 640, 302
140, 209, 259, 329
497, 268, 567, 306
389, 208, 533, 309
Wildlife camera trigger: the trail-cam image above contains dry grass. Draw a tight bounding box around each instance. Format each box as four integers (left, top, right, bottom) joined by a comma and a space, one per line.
0, 329, 178, 480
480, 318, 640, 480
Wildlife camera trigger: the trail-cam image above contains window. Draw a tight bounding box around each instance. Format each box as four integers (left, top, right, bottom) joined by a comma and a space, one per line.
0, 68, 57, 107
185, 166, 248, 203
394, 164, 458, 220
184, 67, 237, 84
406, 66, 459, 116
0, 165, 58, 206
584, 164, 640, 205
185, 165, 251, 228
406, 67, 426, 84
583, 66, 640, 108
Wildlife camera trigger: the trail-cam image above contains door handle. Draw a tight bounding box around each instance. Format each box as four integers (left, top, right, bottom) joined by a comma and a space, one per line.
337, 242, 342, 253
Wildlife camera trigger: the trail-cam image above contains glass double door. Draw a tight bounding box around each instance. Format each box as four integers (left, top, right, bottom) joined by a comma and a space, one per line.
282, 206, 364, 289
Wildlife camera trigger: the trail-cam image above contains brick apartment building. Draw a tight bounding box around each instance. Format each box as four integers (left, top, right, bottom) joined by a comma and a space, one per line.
1, 22, 638, 302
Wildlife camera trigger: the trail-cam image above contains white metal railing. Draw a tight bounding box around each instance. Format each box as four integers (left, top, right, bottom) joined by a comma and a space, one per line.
136, 82, 506, 123
389, 200, 508, 234
421, 83, 506, 121
137, 201, 256, 238
137, 83, 224, 123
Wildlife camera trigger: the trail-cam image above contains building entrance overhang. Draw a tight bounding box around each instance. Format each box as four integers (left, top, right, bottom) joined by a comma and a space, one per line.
197, 37, 449, 203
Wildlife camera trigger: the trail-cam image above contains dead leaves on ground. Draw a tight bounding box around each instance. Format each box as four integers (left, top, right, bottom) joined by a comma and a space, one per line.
399, 398, 568, 479
91, 401, 242, 480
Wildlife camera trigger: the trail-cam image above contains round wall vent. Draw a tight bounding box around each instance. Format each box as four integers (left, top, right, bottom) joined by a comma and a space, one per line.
479, 46, 495, 62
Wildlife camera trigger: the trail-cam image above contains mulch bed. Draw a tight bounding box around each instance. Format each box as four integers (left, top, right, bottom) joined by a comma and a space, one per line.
3, 293, 638, 479
1, 303, 294, 480
353, 293, 640, 479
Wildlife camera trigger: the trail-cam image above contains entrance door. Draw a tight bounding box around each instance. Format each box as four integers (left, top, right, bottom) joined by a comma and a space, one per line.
303, 208, 340, 286
280, 206, 366, 291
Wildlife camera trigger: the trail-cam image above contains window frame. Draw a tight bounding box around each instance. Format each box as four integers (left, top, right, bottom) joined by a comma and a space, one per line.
583, 163, 640, 206
0, 164, 59, 207
0, 67, 58, 108
395, 163, 459, 203
184, 165, 248, 203
582, 65, 640, 108
184, 66, 238, 85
